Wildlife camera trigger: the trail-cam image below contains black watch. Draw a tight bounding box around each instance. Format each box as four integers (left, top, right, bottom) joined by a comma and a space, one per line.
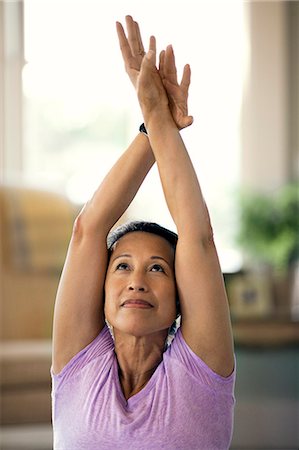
139, 123, 148, 135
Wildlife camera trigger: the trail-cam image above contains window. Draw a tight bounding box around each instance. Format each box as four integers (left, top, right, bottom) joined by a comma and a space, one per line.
22, 0, 246, 272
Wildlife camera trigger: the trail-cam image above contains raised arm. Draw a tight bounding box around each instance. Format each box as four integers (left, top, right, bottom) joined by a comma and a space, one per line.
52, 135, 154, 374
52, 16, 194, 375
130, 28, 234, 376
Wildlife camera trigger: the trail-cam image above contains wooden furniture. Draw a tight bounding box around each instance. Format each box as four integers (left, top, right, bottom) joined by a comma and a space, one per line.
0, 185, 78, 425
233, 319, 299, 347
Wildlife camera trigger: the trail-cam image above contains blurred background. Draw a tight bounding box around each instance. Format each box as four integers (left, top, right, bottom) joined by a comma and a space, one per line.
0, 0, 298, 449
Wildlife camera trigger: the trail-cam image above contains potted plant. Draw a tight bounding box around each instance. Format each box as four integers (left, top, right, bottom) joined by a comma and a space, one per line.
236, 182, 299, 318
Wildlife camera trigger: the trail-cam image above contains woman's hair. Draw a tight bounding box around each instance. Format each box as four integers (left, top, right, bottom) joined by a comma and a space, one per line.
107, 221, 181, 339
107, 220, 178, 252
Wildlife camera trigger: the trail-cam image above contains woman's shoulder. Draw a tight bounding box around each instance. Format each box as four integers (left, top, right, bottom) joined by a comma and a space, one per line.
51, 324, 115, 388
166, 327, 236, 390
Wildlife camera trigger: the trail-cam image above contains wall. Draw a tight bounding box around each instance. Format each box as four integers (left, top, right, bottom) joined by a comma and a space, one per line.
0, 2, 4, 183
0, 1, 24, 182
288, 1, 299, 182
241, 1, 298, 192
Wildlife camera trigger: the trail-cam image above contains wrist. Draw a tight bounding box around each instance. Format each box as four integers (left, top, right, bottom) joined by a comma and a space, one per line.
141, 105, 169, 124
144, 109, 177, 134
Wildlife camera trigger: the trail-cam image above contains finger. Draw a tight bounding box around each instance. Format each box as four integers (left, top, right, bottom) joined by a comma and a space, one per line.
135, 20, 145, 55
143, 36, 156, 66
149, 35, 156, 55
126, 15, 144, 57
116, 21, 133, 62
144, 49, 156, 68
164, 45, 178, 85
181, 64, 191, 92
140, 48, 156, 81
142, 38, 157, 71
159, 50, 165, 80
162, 78, 178, 97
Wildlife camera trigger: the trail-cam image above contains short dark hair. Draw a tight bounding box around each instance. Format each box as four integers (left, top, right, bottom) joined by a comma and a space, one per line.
107, 220, 178, 252
107, 220, 180, 319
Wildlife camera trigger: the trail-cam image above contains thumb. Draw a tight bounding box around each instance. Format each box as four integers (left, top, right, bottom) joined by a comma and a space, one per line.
182, 115, 194, 128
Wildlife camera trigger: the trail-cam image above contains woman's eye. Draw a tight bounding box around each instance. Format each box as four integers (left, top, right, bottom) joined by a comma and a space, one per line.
150, 264, 165, 273
116, 263, 129, 271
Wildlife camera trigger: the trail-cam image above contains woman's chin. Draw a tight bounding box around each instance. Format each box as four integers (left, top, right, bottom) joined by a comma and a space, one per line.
111, 319, 169, 339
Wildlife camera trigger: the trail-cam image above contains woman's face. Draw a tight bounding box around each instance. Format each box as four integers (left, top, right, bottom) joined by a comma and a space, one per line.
104, 231, 177, 337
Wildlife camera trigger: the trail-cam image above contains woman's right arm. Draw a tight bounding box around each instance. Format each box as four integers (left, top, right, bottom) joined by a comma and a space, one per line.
52, 15, 192, 374
52, 133, 154, 374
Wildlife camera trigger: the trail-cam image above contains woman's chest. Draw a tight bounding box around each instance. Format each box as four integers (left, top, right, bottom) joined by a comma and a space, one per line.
54, 363, 223, 448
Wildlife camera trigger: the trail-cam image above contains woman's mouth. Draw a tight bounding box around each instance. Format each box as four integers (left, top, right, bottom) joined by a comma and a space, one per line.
121, 299, 153, 308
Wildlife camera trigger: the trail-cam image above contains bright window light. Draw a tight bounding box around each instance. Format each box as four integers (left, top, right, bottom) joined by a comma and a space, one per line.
23, 0, 247, 272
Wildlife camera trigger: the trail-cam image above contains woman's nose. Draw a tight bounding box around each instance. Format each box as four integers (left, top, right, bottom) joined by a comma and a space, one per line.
127, 274, 148, 292
128, 284, 145, 291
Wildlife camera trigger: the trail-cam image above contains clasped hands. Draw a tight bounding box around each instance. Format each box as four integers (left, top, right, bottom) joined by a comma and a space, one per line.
116, 15, 193, 130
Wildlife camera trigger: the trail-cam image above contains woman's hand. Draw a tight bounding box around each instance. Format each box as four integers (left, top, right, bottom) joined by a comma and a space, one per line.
136, 37, 170, 121
116, 16, 193, 130
116, 16, 145, 90
159, 46, 193, 130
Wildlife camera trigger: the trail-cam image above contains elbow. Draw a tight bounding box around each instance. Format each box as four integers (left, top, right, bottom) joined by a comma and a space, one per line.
72, 202, 108, 241
199, 220, 216, 250
72, 202, 93, 241
72, 211, 85, 242
202, 203, 215, 248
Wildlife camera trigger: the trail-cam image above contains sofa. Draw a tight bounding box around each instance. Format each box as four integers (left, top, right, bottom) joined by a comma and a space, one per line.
0, 184, 79, 424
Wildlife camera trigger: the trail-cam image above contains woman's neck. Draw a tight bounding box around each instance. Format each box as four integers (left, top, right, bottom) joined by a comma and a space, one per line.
113, 330, 167, 399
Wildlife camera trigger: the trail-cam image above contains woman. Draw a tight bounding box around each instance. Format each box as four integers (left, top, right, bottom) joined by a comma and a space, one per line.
51, 16, 235, 450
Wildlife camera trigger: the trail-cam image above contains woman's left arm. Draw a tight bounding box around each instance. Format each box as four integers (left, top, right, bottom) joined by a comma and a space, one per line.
139, 43, 234, 377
